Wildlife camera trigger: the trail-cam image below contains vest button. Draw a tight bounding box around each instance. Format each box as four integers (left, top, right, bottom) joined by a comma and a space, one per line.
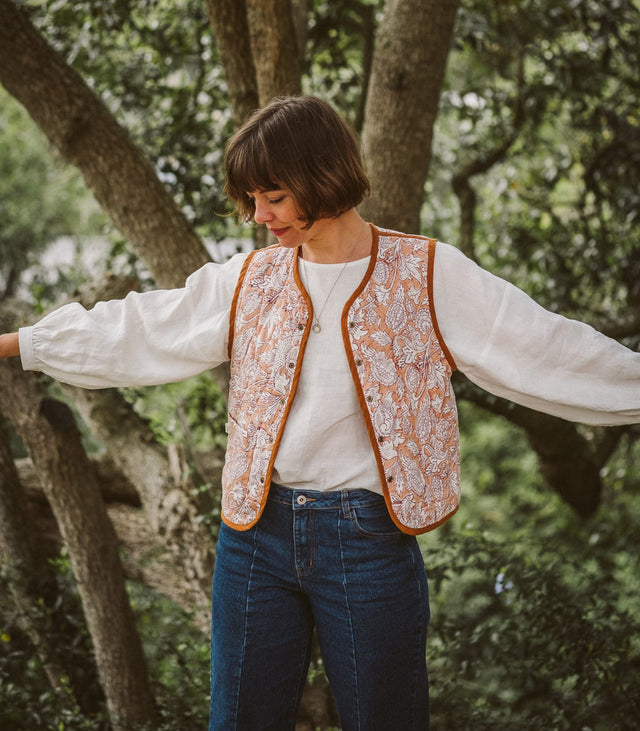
288, 362, 295, 369
355, 359, 363, 366
387, 475, 394, 482
366, 395, 373, 403
349, 321, 356, 328
378, 435, 385, 443
297, 324, 304, 331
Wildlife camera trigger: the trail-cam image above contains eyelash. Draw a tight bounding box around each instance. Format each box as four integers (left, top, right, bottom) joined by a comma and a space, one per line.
247, 194, 285, 205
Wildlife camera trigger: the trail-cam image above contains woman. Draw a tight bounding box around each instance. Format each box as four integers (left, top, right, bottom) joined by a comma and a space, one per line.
1, 96, 639, 730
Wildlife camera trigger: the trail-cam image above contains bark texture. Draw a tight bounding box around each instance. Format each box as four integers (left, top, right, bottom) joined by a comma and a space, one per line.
0, 0, 210, 288
360, 0, 460, 233
16, 455, 212, 633
0, 425, 71, 694
205, 0, 259, 124
0, 362, 156, 728
206, 0, 303, 121
60, 385, 216, 631
245, 0, 303, 105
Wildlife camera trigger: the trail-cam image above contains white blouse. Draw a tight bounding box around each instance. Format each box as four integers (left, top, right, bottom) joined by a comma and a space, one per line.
18, 241, 640, 491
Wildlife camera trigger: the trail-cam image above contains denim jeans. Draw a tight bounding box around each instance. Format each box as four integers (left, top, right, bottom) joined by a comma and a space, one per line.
209, 483, 430, 730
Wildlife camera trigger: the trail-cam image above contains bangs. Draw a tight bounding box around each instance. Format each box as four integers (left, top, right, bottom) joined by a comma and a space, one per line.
224, 128, 284, 221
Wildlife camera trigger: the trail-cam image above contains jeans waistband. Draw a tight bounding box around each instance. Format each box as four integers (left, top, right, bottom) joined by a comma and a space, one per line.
269, 481, 385, 512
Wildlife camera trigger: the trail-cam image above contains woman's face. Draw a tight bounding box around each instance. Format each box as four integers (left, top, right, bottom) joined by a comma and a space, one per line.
249, 188, 315, 249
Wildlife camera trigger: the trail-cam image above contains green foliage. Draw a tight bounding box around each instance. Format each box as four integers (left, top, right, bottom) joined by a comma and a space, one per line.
0, 89, 105, 300
3, 2, 640, 728
25, 0, 234, 237
422, 404, 640, 729
0, 552, 108, 729
121, 371, 228, 451
304, 0, 383, 127
426, 528, 640, 730
127, 582, 210, 729
430, 0, 640, 328
0, 557, 213, 729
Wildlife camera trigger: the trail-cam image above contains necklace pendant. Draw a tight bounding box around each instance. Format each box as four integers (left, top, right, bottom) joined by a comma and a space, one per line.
312, 322, 321, 333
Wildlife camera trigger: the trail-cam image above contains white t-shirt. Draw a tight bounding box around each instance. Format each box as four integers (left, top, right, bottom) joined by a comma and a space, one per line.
273, 257, 380, 491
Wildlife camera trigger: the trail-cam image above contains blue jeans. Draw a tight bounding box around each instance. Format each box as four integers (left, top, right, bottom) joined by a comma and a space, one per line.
209, 483, 430, 730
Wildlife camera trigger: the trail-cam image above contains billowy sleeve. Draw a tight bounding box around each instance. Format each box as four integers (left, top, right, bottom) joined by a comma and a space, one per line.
19, 253, 248, 389
432, 242, 640, 426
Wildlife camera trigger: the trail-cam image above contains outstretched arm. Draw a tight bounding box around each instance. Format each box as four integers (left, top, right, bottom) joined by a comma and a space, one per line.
0, 332, 19, 358
433, 242, 640, 426
9, 252, 248, 389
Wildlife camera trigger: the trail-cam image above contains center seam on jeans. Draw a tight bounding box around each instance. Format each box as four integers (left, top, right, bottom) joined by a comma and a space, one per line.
337, 517, 362, 730
234, 527, 261, 722
408, 540, 428, 727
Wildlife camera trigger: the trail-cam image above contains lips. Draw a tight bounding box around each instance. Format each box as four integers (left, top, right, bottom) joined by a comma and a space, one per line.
269, 227, 290, 237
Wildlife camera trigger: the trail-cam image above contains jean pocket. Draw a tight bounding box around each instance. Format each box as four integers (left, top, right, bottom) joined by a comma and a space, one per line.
350, 502, 402, 538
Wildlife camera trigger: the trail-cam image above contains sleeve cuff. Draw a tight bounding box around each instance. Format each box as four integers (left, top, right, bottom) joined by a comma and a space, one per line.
18, 326, 35, 371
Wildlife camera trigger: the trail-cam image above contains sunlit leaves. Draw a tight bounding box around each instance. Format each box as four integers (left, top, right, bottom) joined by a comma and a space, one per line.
24, 0, 233, 235
431, 0, 640, 333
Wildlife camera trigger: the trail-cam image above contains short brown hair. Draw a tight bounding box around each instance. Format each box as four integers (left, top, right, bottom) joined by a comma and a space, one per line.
224, 96, 370, 226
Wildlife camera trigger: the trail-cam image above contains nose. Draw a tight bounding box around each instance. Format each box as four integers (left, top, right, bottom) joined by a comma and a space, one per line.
253, 198, 274, 224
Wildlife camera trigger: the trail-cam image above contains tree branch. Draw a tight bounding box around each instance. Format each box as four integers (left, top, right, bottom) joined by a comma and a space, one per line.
451, 51, 527, 260
0, 0, 210, 288
452, 373, 627, 518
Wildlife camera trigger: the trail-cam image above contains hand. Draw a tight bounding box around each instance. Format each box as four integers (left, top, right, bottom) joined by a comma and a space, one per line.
0, 332, 20, 358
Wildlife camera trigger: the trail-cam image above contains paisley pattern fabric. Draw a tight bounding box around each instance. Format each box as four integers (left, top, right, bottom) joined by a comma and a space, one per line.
222, 227, 461, 534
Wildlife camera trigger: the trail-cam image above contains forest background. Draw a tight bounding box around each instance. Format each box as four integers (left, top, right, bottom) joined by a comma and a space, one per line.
1, 0, 639, 729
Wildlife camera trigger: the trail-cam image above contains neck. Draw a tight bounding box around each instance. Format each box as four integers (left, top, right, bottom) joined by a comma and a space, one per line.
300, 210, 372, 264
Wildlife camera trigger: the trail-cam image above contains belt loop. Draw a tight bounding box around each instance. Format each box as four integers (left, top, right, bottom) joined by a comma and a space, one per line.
340, 490, 351, 518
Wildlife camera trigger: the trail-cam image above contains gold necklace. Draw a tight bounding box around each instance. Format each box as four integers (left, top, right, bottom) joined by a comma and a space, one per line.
300, 223, 367, 334
301, 257, 349, 333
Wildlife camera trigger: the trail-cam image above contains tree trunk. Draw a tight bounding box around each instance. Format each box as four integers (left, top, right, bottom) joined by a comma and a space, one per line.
16, 454, 212, 633
206, 0, 304, 121
205, 0, 259, 124
0, 422, 39, 581
360, 0, 460, 233
245, 0, 303, 105
0, 0, 210, 288
61, 384, 216, 630
451, 373, 624, 517
0, 423, 71, 695
0, 362, 156, 729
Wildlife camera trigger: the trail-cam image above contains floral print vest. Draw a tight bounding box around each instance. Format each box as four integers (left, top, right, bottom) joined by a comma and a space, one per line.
222, 226, 461, 534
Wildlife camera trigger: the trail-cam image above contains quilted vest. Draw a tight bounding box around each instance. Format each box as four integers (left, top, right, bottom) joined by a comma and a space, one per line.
222, 226, 461, 535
